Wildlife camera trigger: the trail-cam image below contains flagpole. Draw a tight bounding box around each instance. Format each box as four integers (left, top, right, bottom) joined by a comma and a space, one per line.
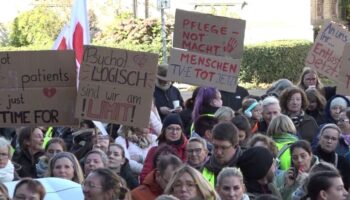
161, 7, 167, 64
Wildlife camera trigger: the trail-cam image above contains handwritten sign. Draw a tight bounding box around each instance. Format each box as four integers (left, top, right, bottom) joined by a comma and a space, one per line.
0, 51, 78, 126
305, 21, 350, 81
167, 48, 240, 92
75, 45, 158, 128
173, 9, 246, 58
336, 43, 350, 95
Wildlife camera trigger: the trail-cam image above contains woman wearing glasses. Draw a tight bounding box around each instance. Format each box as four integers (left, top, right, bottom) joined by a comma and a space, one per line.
313, 123, 350, 191
140, 114, 188, 183
164, 165, 219, 200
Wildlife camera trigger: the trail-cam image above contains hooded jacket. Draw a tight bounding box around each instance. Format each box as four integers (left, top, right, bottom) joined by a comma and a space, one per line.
273, 133, 299, 170
324, 94, 350, 124
131, 169, 163, 200
202, 146, 243, 187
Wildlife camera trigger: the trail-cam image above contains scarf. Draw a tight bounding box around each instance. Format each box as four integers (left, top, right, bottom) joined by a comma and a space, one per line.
0, 160, 14, 183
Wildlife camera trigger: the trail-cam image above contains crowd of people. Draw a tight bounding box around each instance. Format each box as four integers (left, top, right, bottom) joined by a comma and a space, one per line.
0, 66, 349, 200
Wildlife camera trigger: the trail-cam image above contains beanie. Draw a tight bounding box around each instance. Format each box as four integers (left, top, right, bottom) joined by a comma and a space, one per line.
162, 114, 183, 129
330, 97, 347, 109
237, 146, 274, 180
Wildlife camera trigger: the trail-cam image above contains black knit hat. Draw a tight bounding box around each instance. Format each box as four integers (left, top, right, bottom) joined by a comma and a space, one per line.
162, 114, 183, 129
237, 146, 274, 180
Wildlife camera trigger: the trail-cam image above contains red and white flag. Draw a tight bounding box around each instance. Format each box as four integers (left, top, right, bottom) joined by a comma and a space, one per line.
53, 0, 90, 67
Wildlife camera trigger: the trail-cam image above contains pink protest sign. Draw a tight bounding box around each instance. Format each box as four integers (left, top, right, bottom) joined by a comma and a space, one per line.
75, 45, 158, 128
305, 21, 350, 81
173, 9, 246, 58
167, 48, 241, 92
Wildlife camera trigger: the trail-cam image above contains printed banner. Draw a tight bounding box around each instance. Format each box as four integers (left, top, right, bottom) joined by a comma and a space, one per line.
0, 50, 78, 126
173, 9, 246, 58
167, 48, 240, 92
75, 45, 158, 128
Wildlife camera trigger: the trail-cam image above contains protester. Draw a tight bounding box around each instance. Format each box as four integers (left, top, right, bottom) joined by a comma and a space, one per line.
180, 87, 200, 137
150, 100, 163, 136
291, 161, 339, 200
12, 178, 46, 200
305, 88, 327, 125
156, 194, 180, 200
83, 149, 108, 176
191, 115, 218, 151
83, 168, 130, 200
264, 78, 293, 98
115, 125, 157, 174
297, 67, 336, 100
192, 86, 222, 123
220, 85, 250, 111
276, 140, 319, 200
267, 114, 299, 170
0, 137, 17, 182
246, 134, 278, 157
232, 114, 252, 149
154, 64, 184, 120
107, 143, 138, 189
237, 146, 282, 199
186, 137, 209, 170
258, 96, 281, 134
216, 167, 250, 200
132, 155, 182, 200
202, 122, 243, 187
141, 114, 187, 182
324, 95, 350, 124
164, 165, 220, 200
47, 152, 84, 183
241, 98, 262, 133
313, 123, 350, 190
305, 171, 348, 200
12, 127, 45, 178
279, 86, 318, 143
214, 106, 235, 122
335, 109, 350, 156
36, 137, 66, 178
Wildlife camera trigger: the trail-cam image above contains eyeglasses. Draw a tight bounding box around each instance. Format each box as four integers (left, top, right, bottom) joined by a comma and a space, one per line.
166, 127, 182, 132
82, 181, 103, 190
186, 148, 203, 155
213, 144, 233, 151
173, 181, 197, 191
322, 135, 338, 142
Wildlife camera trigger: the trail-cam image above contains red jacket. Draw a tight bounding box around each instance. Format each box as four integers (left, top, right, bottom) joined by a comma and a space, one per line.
131, 169, 163, 200
140, 138, 188, 184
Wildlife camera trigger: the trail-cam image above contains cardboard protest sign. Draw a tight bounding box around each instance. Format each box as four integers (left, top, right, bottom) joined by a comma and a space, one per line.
0, 51, 78, 126
76, 45, 158, 128
305, 21, 350, 82
173, 9, 246, 58
167, 48, 241, 92
336, 43, 350, 95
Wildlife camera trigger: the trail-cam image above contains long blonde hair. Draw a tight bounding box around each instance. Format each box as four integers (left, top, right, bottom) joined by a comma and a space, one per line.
164, 165, 220, 200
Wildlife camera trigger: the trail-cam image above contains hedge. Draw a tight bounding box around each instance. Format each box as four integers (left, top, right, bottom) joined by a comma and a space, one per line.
0, 39, 313, 85
240, 40, 313, 84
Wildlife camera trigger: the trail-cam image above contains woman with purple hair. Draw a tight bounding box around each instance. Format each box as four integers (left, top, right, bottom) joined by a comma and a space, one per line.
192, 86, 223, 123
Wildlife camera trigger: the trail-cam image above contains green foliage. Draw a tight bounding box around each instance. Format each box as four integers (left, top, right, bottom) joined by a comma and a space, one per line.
341, 0, 350, 21
9, 6, 64, 47
94, 15, 173, 61
240, 40, 313, 84
0, 23, 8, 46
